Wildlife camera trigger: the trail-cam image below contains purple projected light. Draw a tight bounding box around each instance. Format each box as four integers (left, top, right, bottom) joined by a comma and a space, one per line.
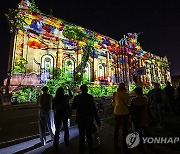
0, 127, 78, 154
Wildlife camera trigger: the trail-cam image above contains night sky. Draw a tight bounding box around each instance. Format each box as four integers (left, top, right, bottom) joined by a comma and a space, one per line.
0, 0, 180, 83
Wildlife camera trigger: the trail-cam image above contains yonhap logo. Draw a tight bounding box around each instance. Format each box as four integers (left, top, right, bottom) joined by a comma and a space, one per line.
126, 132, 180, 149
126, 132, 140, 148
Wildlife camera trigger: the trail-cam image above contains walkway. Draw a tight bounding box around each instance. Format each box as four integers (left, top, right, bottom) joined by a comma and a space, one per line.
0, 121, 178, 154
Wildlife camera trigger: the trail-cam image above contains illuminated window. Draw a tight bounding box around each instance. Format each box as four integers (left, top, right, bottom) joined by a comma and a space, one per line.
41, 55, 54, 70
64, 58, 75, 78
41, 54, 54, 83
98, 64, 104, 79
84, 62, 91, 81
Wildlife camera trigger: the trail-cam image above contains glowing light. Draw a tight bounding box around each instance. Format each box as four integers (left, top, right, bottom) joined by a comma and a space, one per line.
135, 45, 141, 50
78, 41, 86, 47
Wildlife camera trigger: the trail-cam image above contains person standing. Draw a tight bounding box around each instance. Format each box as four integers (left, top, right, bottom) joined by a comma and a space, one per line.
72, 84, 101, 154
175, 85, 180, 114
151, 83, 164, 127
164, 81, 175, 113
130, 87, 150, 152
113, 83, 130, 152
0, 89, 3, 109
38, 86, 54, 145
53, 86, 72, 150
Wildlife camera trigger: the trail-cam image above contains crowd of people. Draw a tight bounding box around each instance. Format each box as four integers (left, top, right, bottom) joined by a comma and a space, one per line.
37, 81, 180, 154
113, 81, 180, 153
148, 81, 180, 126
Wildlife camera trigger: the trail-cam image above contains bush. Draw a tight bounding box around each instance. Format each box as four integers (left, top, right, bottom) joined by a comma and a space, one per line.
12, 87, 38, 103
88, 85, 117, 97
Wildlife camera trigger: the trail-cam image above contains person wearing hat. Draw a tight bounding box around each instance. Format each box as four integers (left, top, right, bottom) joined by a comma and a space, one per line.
38, 86, 54, 145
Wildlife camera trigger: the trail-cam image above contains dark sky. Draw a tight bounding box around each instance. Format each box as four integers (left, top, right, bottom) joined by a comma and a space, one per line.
0, 0, 180, 82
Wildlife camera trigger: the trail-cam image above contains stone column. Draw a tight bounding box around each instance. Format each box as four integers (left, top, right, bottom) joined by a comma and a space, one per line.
77, 53, 82, 65
106, 52, 110, 77
16, 30, 24, 58
56, 49, 63, 68
94, 58, 98, 81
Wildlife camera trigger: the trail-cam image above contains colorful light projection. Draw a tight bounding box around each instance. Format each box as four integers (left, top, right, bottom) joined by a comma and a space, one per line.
9, 0, 171, 87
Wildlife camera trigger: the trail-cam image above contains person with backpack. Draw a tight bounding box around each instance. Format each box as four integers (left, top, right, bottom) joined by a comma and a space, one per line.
53, 86, 72, 151
38, 86, 54, 145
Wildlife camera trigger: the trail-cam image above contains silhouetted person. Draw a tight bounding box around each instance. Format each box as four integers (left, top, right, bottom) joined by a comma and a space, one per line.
38, 86, 54, 145
130, 87, 150, 152
147, 86, 156, 124
113, 83, 130, 153
164, 81, 175, 113
53, 86, 72, 151
0, 89, 3, 108
5, 72, 11, 94
151, 83, 163, 127
175, 85, 180, 114
72, 84, 101, 154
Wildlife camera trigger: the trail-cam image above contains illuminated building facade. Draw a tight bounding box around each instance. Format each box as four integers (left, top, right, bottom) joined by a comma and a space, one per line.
5, 0, 171, 92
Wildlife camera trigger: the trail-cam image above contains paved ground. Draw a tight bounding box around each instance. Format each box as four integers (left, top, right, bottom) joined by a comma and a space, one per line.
0, 100, 180, 154
0, 108, 39, 143
0, 123, 129, 154
0, 98, 112, 143
1, 120, 177, 154
0, 127, 78, 154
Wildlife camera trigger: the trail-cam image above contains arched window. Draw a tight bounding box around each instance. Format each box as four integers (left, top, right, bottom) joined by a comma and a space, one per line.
84, 62, 91, 81
41, 54, 54, 70
63, 58, 75, 79
41, 54, 54, 83
98, 64, 104, 80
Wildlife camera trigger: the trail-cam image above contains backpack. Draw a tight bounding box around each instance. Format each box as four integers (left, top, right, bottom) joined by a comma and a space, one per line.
39, 94, 52, 112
